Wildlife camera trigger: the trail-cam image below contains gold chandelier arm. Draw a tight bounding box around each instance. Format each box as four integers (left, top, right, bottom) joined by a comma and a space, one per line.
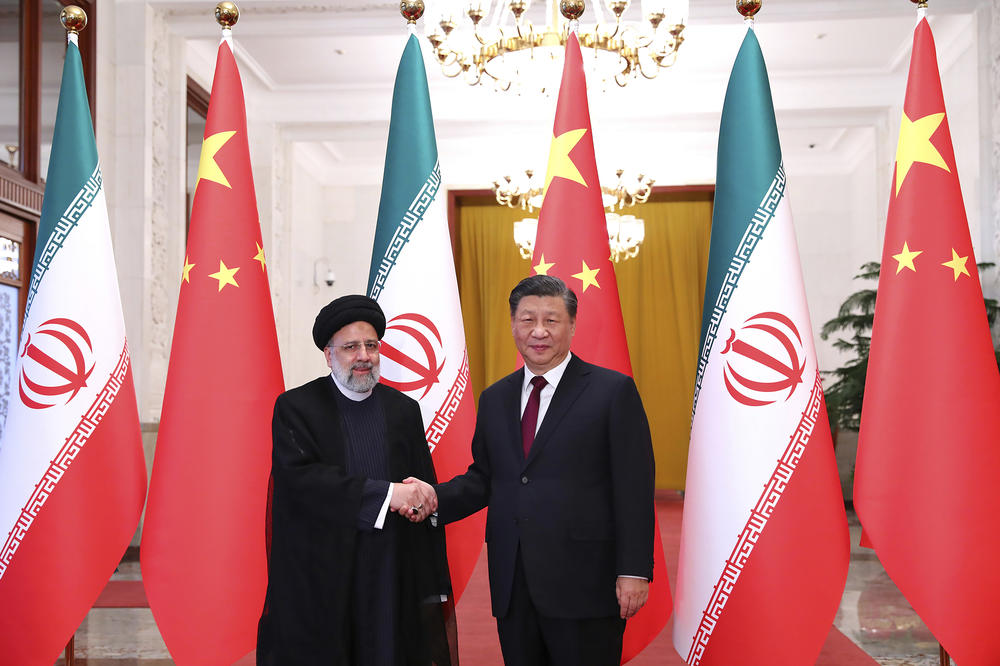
629, 30, 655, 49
439, 56, 467, 78
481, 68, 512, 91
614, 18, 649, 48
516, 17, 533, 40
605, 18, 622, 41
637, 54, 662, 80
653, 47, 679, 69
465, 67, 485, 86
473, 23, 490, 45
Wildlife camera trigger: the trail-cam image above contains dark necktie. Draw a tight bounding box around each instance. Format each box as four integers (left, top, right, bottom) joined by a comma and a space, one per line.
521, 375, 547, 457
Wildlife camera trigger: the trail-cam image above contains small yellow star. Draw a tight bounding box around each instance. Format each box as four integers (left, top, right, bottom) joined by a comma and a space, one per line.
254, 242, 267, 271
892, 242, 922, 275
571, 260, 601, 292
895, 112, 949, 196
543, 128, 588, 198
196, 130, 237, 189
941, 248, 970, 281
533, 254, 554, 276
182, 256, 195, 283
208, 260, 240, 292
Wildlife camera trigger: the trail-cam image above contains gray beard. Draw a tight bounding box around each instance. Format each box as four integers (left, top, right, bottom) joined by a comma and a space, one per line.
334, 361, 380, 393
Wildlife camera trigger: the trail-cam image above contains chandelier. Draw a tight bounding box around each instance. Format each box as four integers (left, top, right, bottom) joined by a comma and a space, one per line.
512, 213, 645, 262
422, 0, 688, 91
494, 167, 653, 212
495, 168, 652, 262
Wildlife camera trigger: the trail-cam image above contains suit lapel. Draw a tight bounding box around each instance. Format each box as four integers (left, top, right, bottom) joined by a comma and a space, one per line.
524, 356, 590, 469
503, 369, 525, 463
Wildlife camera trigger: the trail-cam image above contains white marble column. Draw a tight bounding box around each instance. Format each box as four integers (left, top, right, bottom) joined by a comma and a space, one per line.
247, 120, 293, 385
103, 3, 187, 425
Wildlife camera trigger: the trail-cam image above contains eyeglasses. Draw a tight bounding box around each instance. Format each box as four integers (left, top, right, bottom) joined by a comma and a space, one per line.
329, 340, 380, 355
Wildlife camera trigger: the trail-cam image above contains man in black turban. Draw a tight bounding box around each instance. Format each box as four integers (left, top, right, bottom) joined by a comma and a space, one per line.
257, 295, 455, 665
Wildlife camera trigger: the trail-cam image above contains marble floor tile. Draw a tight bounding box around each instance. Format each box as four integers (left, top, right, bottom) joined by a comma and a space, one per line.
54, 507, 951, 665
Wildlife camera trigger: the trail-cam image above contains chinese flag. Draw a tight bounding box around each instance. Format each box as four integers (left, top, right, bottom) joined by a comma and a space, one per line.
853, 18, 1000, 663
141, 38, 284, 665
532, 33, 671, 662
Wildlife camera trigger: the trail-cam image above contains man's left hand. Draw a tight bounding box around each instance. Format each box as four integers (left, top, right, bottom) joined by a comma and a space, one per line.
616, 577, 649, 619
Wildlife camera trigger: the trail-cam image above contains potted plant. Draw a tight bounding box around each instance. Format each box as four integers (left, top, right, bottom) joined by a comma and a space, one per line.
820, 262, 1000, 499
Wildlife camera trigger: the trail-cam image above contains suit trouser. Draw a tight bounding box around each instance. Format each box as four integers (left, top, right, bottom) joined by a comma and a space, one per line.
496, 549, 626, 666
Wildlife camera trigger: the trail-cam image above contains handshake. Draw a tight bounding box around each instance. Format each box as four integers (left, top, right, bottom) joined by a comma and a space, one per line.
389, 477, 438, 523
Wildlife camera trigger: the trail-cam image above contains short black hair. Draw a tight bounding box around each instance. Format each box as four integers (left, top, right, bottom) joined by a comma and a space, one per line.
508, 275, 578, 318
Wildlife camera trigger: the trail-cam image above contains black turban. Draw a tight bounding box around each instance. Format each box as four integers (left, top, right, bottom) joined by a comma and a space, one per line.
312, 295, 386, 350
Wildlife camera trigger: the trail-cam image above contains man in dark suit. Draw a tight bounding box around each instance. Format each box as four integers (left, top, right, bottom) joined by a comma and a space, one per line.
257, 295, 453, 666
409, 275, 655, 665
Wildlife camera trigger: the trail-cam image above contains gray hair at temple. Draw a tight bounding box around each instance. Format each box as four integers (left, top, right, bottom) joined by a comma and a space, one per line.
508, 275, 578, 319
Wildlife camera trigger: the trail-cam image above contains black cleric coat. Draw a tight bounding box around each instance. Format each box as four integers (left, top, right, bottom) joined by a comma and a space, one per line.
256, 377, 453, 665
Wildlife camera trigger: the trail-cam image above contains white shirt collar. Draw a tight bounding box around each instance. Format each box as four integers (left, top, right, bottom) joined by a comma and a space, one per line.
521, 352, 572, 395
330, 372, 373, 401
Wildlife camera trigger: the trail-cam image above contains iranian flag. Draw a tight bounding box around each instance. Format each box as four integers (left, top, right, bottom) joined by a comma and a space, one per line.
367, 33, 482, 601
0, 35, 146, 664
672, 25, 849, 664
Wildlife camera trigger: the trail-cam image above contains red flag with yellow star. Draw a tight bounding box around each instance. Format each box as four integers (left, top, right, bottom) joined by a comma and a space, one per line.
140, 37, 283, 665
854, 18, 1000, 663
531, 33, 671, 662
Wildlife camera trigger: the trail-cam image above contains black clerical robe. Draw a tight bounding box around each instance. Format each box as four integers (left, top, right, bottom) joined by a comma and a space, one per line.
256, 377, 453, 665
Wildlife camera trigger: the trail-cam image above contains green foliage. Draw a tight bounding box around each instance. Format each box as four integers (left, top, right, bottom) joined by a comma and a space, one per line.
820, 261, 1000, 433
820, 263, 879, 432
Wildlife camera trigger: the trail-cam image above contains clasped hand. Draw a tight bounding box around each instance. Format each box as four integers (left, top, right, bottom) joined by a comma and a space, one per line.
389, 477, 437, 523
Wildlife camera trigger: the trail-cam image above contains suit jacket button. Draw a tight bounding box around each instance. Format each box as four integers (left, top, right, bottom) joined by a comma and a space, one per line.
520, 475, 528, 484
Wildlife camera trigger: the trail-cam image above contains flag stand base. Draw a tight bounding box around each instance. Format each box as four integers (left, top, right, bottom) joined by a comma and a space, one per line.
64, 635, 75, 665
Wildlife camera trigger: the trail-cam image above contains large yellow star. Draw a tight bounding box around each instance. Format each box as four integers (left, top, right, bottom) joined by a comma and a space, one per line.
533, 254, 554, 276
208, 260, 240, 292
942, 248, 970, 281
891, 241, 922, 274
571, 260, 600, 292
182, 255, 195, 283
543, 129, 588, 197
197, 130, 237, 189
254, 242, 267, 271
895, 112, 949, 196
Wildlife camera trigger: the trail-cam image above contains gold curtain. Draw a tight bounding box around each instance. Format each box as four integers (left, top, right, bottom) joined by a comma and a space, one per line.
454, 191, 712, 489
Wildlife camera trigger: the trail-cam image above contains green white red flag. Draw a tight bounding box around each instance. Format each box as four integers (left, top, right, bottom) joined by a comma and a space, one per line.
673, 25, 848, 664
367, 32, 483, 601
0, 35, 146, 665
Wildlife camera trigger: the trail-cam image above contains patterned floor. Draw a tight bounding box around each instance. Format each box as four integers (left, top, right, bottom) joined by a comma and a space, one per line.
56, 505, 950, 665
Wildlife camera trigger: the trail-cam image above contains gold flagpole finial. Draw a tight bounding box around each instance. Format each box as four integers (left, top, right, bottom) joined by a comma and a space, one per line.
737, 0, 762, 19
911, 0, 929, 8
60, 5, 87, 36
216, 2, 239, 29
400, 0, 424, 25
560, 0, 586, 21
560, 0, 585, 36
